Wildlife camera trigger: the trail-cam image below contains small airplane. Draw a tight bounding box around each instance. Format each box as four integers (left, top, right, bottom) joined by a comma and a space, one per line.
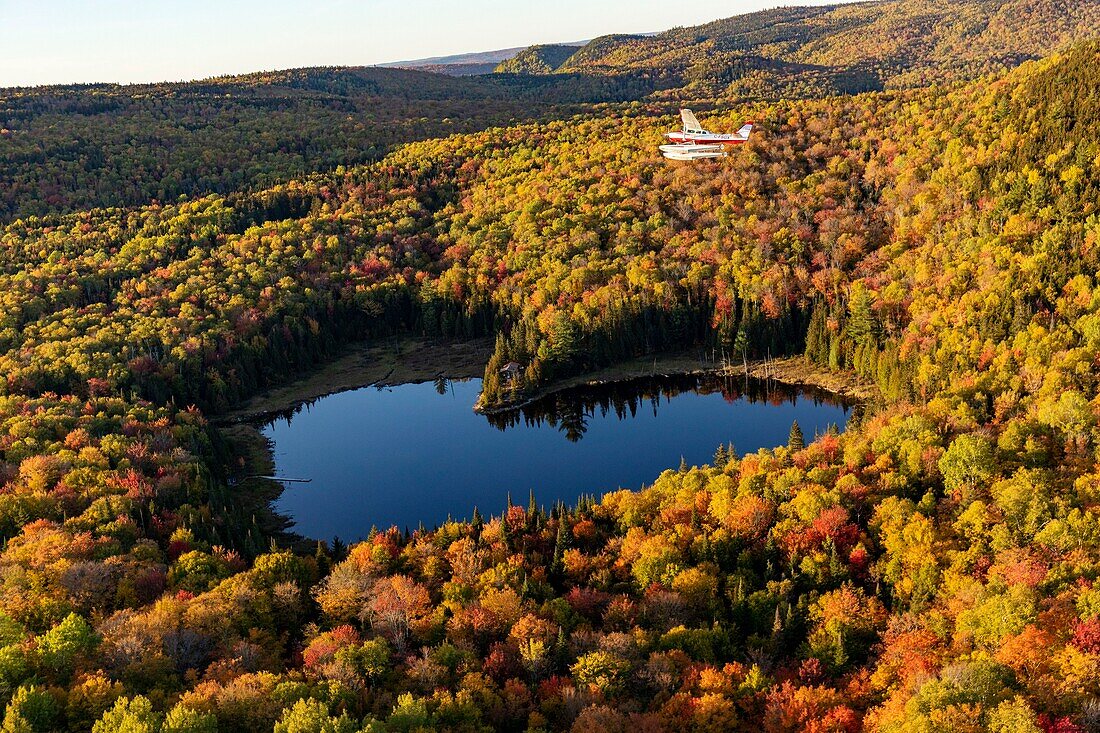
660, 109, 753, 161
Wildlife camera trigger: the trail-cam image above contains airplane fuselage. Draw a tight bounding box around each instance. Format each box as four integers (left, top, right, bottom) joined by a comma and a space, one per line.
664, 132, 748, 145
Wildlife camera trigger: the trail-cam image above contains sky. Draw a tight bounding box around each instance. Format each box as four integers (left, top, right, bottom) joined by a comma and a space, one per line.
0, 0, 852, 88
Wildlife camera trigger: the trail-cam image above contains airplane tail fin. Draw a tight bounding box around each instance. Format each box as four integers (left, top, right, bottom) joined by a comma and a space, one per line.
681, 108, 703, 133
737, 122, 754, 139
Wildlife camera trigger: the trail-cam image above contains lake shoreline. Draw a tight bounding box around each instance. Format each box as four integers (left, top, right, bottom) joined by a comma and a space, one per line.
221, 337, 874, 425
218, 341, 864, 544
220, 335, 493, 424
254, 364, 852, 540
474, 353, 876, 415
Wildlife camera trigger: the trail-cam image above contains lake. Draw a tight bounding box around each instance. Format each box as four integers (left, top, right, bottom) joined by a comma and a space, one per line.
262, 374, 851, 541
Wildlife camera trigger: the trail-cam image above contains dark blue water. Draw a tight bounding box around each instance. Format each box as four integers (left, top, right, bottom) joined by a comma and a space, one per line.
262, 375, 850, 540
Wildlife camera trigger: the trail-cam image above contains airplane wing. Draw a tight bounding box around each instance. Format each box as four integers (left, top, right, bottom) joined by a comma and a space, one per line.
681, 109, 703, 133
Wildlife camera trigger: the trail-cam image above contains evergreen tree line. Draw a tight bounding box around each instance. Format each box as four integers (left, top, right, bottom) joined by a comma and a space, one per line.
481, 291, 813, 405
803, 292, 915, 403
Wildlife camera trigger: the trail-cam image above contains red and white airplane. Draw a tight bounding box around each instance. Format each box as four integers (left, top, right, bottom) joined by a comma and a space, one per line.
660, 109, 753, 160
665, 109, 753, 145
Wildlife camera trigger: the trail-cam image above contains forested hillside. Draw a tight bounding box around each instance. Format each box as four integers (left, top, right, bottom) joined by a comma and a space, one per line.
0, 68, 650, 222
495, 46, 580, 75
524, 0, 1100, 96
2, 1, 1100, 730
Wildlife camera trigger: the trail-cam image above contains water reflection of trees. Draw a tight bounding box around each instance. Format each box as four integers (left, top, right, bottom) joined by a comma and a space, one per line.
259, 379, 452, 431
256, 374, 855, 443
483, 374, 853, 441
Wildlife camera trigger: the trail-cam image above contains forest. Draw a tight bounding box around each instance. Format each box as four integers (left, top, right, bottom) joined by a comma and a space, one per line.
2, 0, 1100, 730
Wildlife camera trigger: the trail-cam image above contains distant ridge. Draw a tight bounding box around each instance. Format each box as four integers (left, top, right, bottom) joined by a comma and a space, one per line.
494, 44, 581, 75
378, 46, 533, 68
380, 40, 589, 75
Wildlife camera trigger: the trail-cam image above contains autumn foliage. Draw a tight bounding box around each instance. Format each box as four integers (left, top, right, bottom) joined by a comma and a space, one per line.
1, 13, 1100, 733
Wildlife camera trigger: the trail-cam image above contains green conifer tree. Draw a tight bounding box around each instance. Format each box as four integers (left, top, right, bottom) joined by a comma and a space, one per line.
846, 282, 880, 348
788, 420, 805, 451
551, 513, 571, 581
